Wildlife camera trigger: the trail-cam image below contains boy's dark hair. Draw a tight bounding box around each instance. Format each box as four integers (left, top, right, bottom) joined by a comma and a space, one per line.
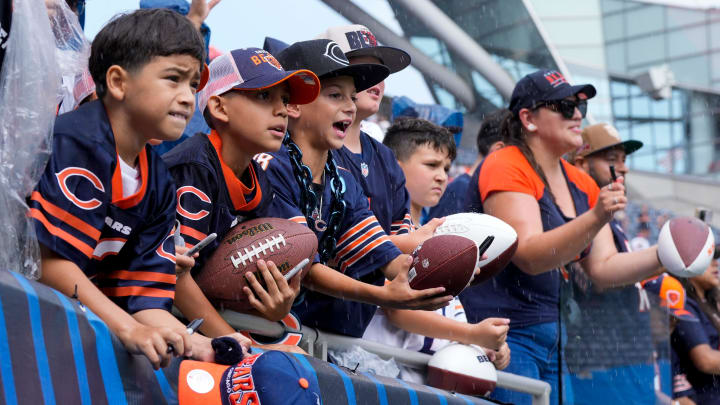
476, 108, 509, 156
384, 118, 457, 162
89, 8, 205, 99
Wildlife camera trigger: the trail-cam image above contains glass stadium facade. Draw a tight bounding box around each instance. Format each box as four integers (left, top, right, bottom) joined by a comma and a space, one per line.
373, 0, 720, 179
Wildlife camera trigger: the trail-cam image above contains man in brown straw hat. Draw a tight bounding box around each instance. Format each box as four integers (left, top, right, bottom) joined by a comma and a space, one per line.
565, 123, 661, 402
572, 122, 643, 190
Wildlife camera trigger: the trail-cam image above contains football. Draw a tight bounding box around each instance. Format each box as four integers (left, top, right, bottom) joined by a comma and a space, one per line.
196, 217, 317, 312
657, 216, 715, 278
408, 234, 478, 297
427, 344, 497, 396
434, 213, 518, 285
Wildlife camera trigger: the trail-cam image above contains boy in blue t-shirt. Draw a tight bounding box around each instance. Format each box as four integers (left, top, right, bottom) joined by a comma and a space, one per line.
363, 118, 510, 383
28, 9, 246, 369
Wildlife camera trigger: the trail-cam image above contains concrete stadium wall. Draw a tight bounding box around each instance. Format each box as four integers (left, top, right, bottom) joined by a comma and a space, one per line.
627, 170, 720, 229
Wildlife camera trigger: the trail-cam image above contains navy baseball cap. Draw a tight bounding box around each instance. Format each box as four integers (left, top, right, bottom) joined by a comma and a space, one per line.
178, 351, 321, 405
263, 37, 290, 55
642, 274, 699, 322
197, 48, 320, 113
276, 39, 390, 93
316, 24, 411, 73
509, 69, 597, 115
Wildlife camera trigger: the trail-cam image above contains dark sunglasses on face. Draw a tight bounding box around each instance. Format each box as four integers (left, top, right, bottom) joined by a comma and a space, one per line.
534, 98, 588, 119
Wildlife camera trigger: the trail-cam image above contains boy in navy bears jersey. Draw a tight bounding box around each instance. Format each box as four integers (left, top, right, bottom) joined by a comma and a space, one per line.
28, 9, 250, 369
163, 48, 321, 336
317, 25, 444, 252
255, 39, 452, 337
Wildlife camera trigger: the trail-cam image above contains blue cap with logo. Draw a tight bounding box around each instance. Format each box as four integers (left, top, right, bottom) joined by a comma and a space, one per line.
509, 69, 596, 115
197, 47, 320, 113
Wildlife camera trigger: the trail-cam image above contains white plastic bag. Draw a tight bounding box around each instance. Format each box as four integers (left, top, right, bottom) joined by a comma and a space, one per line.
328, 346, 401, 378
0, 0, 84, 278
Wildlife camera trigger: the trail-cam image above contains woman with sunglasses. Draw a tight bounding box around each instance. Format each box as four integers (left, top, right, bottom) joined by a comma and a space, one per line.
461, 70, 664, 404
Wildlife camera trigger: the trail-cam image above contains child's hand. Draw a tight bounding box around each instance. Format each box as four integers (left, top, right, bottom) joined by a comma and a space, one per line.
190, 332, 252, 362
413, 217, 446, 244
468, 318, 510, 350
381, 255, 453, 310
117, 322, 191, 370
486, 342, 511, 370
175, 245, 197, 275
243, 260, 301, 322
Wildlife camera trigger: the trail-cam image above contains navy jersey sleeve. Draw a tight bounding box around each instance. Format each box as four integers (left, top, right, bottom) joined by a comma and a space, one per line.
673, 309, 710, 353
333, 172, 401, 277
255, 152, 320, 263
672, 347, 695, 399
255, 152, 307, 226
28, 131, 110, 269
112, 193, 178, 313
388, 157, 412, 235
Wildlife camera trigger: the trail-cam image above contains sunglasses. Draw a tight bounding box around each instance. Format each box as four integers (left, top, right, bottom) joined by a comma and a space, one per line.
534, 98, 588, 119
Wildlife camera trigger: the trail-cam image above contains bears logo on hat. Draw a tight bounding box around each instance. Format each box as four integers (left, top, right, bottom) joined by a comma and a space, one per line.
316, 24, 411, 73
323, 41, 350, 66
543, 70, 568, 88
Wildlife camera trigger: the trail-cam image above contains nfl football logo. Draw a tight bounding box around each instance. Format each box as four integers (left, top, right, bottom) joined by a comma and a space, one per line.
361, 162, 369, 177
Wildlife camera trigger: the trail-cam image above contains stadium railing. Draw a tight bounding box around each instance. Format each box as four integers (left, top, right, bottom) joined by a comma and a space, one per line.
219, 309, 552, 405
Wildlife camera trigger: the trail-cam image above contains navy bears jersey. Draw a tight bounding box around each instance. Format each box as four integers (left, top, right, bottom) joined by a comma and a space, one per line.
163, 131, 273, 274
29, 100, 178, 313
332, 131, 412, 235
254, 144, 402, 337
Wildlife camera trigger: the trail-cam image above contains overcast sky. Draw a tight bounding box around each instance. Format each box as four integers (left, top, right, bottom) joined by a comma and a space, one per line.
83, 0, 436, 103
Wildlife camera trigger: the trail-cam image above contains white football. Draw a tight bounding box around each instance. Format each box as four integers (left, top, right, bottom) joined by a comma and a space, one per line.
657, 216, 715, 278
427, 344, 497, 396
434, 213, 518, 285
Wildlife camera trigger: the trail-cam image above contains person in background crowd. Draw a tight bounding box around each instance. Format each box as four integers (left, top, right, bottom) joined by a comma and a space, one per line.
425, 109, 507, 221
673, 247, 720, 404
642, 274, 699, 405
565, 123, 656, 403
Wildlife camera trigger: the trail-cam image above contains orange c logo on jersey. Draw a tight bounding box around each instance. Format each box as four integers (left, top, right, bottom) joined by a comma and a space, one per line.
56, 167, 105, 210
156, 227, 176, 264
176, 186, 211, 220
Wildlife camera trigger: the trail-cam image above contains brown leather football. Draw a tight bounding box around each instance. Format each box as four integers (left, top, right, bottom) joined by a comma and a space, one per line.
408, 234, 478, 297
196, 217, 317, 312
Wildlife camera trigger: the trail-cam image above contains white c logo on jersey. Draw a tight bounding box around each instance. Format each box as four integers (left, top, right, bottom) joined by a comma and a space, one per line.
176, 186, 211, 220
56, 167, 105, 210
